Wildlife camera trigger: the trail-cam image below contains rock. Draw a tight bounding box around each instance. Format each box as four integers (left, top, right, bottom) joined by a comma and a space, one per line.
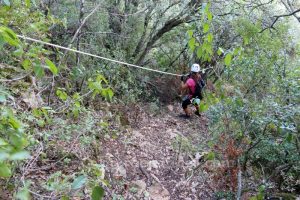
178, 155, 184, 164
148, 183, 170, 200
132, 130, 143, 138
147, 160, 159, 170
167, 105, 174, 112
166, 129, 180, 139
132, 180, 147, 196
22, 91, 44, 108
114, 165, 127, 178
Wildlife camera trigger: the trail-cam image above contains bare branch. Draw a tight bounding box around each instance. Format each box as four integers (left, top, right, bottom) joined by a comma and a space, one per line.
69, 4, 101, 49
260, 8, 300, 32
281, 0, 300, 22
0, 72, 31, 82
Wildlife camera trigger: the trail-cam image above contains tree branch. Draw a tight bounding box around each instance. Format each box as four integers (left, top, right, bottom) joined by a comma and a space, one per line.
135, 0, 202, 65
260, 8, 300, 32
69, 3, 101, 50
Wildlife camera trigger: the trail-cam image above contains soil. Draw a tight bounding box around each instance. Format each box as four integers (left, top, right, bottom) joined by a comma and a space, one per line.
99, 103, 213, 199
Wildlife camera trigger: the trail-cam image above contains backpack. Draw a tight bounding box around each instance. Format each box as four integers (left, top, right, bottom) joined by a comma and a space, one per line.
184, 73, 205, 99
192, 79, 205, 100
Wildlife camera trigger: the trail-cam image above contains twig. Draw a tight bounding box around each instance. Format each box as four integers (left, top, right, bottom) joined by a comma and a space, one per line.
0, 72, 31, 82
237, 160, 242, 200
138, 161, 152, 186
23, 143, 44, 173
260, 8, 300, 32
150, 173, 162, 185
53, 132, 82, 165
27, 189, 54, 199
47, 75, 55, 106
37, 85, 50, 95
68, 4, 101, 51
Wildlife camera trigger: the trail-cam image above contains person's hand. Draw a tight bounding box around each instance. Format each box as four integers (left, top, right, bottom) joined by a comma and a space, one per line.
198, 74, 202, 80
181, 75, 185, 82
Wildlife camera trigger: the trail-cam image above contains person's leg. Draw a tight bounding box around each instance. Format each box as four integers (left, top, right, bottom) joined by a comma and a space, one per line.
192, 98, 201, 116
194, 105, 200, 116
182, 98, 192, 116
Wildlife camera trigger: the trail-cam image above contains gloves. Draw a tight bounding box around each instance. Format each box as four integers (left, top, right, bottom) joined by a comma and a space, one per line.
181, 75, 185, 82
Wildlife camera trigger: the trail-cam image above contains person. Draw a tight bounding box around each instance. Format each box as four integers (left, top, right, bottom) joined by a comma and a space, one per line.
180, 63, 205, 118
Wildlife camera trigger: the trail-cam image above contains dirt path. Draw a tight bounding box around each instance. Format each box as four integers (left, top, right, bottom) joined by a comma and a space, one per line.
101, 103, 213, 199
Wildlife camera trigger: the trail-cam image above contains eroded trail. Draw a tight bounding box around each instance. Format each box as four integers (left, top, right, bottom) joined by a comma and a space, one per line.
101, 103, 213, 199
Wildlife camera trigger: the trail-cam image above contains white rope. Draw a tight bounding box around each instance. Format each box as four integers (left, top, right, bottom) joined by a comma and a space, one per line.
17, 35, 182, 77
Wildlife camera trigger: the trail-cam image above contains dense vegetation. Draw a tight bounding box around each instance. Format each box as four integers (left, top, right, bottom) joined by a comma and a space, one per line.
0, 0, 299, 199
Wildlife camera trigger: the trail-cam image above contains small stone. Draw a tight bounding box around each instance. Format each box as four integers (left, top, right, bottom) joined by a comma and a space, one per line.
132, 180, 147, 196
147, 160, 159, 170
167, 105, 174, 112
148, 183, 170, 200
114, 165, 127, 178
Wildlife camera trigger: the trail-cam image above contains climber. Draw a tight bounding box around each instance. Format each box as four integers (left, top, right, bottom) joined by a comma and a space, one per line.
180, 63, 205, 118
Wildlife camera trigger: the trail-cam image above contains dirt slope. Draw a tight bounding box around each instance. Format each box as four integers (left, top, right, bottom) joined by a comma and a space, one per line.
100, 103, 213, 199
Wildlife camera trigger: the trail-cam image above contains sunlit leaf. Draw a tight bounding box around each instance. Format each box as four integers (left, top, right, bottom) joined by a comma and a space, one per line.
9, 117, 21, 129
207, 12, 213, 21
224, 53, 232, 66
0, 153, 10, 161
3, 0, 10, 6
0, 163, 11, 177
96, 74, 108, 84
101, 88, 114, 101
203, 23, 210, 33
25, 0, 31, 8
0, 26, 19, 46
16, 183, 31, 200
205, 152, 215, 160
217, 47, 224, 56
13, 48, 24, 57
0, 94, 6, 103
91, 186, 105, 200
199, 103, 209, 112
61, 196, 70, 200
34, 65, 45, 78
196, 47, 202, 58
207, 33, 213, 43
187, 30, 193, 38
188, 38, 196, 51
0, 138, 8, 146
10, 151, 30, 160
45, 58, 58, 75
56, 90, 68, 101
22, 59, 31, 71
71, 175, 87, 190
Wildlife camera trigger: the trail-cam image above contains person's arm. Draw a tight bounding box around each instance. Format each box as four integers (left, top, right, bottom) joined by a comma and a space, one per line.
181, 81, 189, 90
199, 75, 205, 87
200, 79, 205, 87
180, 76, 189, 90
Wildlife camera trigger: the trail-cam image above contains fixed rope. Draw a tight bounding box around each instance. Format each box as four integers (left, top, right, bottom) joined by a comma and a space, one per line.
17, 35, 212, 76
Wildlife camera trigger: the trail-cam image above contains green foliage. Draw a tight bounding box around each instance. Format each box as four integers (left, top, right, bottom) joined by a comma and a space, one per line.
0, 26, 20, 47
88, 74, 114, 101
15, 181, 31, 200
45, 58, 58, 75
188, 2, 214, 62
213, 191, 235, 200
224, 53, 232, 66
202, 15, 300, 193
91, 186, 105, 200
0, 105, 29, 178
71, 175, 87, 190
